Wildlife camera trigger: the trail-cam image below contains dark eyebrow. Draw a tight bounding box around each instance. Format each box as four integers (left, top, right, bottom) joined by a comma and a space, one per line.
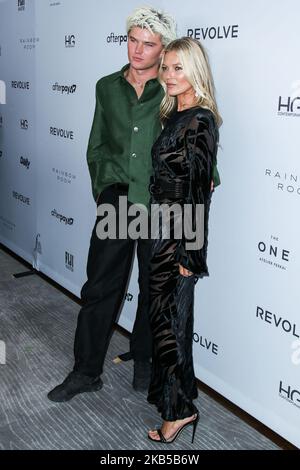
128, 34, 158, 46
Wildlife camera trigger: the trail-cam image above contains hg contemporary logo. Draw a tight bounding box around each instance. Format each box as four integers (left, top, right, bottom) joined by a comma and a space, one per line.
20, 119, 28, 130
20, 156, 30, 169
0, 340, 6, 364
278, 96, 300, 114
279, 380, 300, 408
278, 80, 300, 117
0, 80, 6, 104
65, 35, 75, 48
18, 0, 25, 11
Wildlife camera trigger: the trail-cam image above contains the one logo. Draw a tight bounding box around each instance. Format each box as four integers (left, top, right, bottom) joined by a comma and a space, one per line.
107, 33, 127, 46
187, 24, 239, 40
125, 293, 133, 301
20, 119, 29, 130
65, 35, 75, 48
52, 82, 77, 94
20, 156, 30, 169
279, 380, 300, 408
0, 80, 6, 104
51, 209, 74, 225
65, 251, 74, 272
258, 235, 290, 271
18, 0, 25, 11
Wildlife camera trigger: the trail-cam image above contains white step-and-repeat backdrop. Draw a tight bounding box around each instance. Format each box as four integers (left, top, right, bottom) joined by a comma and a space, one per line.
0, 0, 299, 448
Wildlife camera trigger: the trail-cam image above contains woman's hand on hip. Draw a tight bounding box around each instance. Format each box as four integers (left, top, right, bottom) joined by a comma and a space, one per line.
179, 264, 193, 277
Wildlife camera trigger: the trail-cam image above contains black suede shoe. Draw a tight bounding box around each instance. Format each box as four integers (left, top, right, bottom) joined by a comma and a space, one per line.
47, 371, 103, 402
132, 360, 152, 391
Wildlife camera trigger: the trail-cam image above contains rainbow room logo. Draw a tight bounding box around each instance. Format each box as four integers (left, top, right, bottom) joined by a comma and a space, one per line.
265, 169, 300, 197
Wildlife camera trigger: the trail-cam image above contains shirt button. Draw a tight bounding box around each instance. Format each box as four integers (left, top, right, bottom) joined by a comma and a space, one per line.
131, 153, 136, 158
133, 126, 139, 132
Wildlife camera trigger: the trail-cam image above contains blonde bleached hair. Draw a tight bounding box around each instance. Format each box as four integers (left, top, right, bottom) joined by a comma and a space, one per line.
160, 37, 222, 126
126, 5, 176, 47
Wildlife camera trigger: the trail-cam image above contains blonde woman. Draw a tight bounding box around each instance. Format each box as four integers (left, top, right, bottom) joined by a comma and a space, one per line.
147, 37, 221, 443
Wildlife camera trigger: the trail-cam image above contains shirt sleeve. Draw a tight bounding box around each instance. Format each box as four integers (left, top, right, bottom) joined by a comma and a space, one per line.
86, 80, 108, 201
176, 112, 218, 276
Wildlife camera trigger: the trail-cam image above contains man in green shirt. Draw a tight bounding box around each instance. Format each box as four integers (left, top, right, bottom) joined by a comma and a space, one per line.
48, 6, 220, 403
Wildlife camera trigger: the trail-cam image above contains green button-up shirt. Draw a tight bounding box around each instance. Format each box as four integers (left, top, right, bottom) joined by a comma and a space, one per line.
87, 64, 220, 207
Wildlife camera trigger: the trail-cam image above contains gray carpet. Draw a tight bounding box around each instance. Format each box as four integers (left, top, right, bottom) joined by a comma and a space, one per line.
0, 248, 280, 450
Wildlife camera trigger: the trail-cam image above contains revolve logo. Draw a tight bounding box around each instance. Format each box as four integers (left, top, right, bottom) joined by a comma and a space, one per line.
256, 306, 299, 338
193, 333, 218, 355
187, 24, 239, 40
50, 127, 74, 140
11, 80, 30, 90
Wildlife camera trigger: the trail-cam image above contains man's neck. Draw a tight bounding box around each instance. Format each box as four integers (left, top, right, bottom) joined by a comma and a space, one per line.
126, 65, 158, 86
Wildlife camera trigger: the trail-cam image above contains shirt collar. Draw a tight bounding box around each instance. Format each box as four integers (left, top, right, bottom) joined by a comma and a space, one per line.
113, 64, 160, 87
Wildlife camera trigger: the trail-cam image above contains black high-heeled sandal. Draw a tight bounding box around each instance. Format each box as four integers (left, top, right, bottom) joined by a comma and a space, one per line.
148, 413, 199, 444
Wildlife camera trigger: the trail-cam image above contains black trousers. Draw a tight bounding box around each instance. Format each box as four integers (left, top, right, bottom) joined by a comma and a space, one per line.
73, 184, 152, 378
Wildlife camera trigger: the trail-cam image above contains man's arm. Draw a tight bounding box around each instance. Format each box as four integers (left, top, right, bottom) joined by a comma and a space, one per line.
87, 80, 107, 201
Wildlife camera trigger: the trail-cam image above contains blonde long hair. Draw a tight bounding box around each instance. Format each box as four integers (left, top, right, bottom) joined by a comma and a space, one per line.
159, 37, 222, 126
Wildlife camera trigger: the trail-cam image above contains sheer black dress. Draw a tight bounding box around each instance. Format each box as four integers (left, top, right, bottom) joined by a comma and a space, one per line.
147, 106, 219, 421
